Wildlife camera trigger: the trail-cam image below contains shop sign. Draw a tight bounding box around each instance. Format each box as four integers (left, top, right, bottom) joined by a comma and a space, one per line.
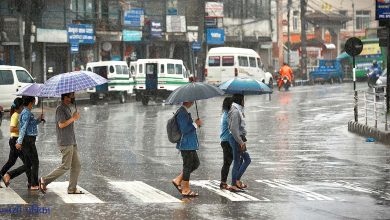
376, 0, 390, 20
70, 43, 79, 54
67, 24, 94, 44
206, 28, 224, 45
167, 0, 178, 15
205, 2, 224, 18
123, 30, 142, 42
124, 8, 144, 27
151, 21, 162, 38
192, 41, 201, 52
37, 28, 67, 43
166, 16, 186, 33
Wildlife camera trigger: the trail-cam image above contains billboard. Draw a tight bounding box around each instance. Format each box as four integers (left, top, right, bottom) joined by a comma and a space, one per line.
206, 28, 224, 45
205, 2, 224, 18
376, 0, 390, 20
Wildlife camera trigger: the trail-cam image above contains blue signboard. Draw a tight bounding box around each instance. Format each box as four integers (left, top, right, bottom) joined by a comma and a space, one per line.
206, 29, 224, 45
67, 24, 94, 44
70, 43, 79, 54
151, 21, 162, 38
192, 41, 201, 51
123, 30, 142, 42
376, 0, 390, 20
124, 8, 144, 27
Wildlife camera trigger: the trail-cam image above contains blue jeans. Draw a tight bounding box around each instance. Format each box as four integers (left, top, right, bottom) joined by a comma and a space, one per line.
229, 135, 251, 186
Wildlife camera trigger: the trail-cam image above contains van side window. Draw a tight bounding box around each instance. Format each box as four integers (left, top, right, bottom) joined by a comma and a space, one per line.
238, 56, 249, 67
175, 64, 183, 75
0, 70, 14, 85
122, 66, 130, 76
208, 56, 220, 66
16, 70, 34, 83
139, 64, 143, 74
115, 65, 123, 74
249, 57, 257, 67
130, 66, 136, 75
109, 66, 115, 74
87, 67, 92, 72
257, 58, 262, 68
160, 64, 165, 74
222, 56, 234, 66
167, 64, 175, 74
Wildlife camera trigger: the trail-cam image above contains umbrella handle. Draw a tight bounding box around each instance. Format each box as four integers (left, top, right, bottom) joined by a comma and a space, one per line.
74, 100, 77, 112
195, 100, 199, 119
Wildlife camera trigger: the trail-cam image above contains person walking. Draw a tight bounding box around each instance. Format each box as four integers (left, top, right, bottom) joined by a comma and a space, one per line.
172, 101, 202, 197
219, 97, 233, 190
228, 94, 251, 192
39, 92, 83, 194
15, 96, 44, 191
0, 98, 30, 188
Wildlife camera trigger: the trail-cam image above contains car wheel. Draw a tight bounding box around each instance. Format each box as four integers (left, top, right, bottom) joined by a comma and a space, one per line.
141, 96, 149, 106
119, 92, 126, 104
135, 93, 141, 101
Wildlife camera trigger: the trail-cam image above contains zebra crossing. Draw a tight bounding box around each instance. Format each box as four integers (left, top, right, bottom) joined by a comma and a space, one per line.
1, 179, 388, 205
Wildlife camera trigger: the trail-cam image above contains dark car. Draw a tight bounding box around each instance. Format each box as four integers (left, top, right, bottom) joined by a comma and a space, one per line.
310, 59, 344, 84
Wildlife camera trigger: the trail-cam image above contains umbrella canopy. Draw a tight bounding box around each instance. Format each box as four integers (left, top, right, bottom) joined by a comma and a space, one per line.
40, 71, 107, 97
15, 83, 47, 97
166, 82, 224, 104
218, 77, 272, 95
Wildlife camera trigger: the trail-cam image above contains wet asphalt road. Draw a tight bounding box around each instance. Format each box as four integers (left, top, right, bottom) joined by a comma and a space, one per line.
0, 82, 389, 220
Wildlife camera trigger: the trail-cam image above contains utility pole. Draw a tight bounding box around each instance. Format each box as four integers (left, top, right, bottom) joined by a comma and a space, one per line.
352, 0, 355, 37
287, 0, 292, 65
300, 0, 308, 79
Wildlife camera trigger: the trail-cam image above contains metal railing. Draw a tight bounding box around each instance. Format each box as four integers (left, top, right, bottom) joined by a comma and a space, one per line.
356, 86, 388, 131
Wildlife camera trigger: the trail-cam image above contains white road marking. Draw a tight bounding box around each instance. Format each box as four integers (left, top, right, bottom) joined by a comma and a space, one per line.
191, 180, 269, 202
335, 181, 390, 200
256, 179, 334, 201
109, 181, 182, 203
47, 182, 104, 204
0, 187, 27, 204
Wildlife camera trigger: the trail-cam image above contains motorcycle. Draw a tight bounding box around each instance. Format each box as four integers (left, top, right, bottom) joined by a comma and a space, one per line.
367, 67, 382, 88
277, 75, 291, 91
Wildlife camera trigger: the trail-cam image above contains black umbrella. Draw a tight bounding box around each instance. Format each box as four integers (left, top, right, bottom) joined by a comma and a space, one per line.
166, 82, 224, 118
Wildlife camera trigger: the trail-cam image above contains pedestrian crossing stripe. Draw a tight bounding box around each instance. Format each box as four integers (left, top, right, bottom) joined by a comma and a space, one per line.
256, 179, 334, 201
191, 180, 269, 202
47, 182, 105, 204
0, 187, 27, 205
108, 181, 182, 203
333, 181, 390, 201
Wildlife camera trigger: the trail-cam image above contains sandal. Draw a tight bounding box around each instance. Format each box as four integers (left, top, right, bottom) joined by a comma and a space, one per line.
219, 182, 230, 190
229, 185, 244, 193
39, 178, 47, 194
68, 189, 84, 194
181, 190, 199, 197
2, 173, 10, 187
172, 180, 182, 193
237, 181, 248, 189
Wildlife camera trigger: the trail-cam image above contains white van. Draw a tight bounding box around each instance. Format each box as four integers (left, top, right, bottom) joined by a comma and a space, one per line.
130, 59, 190, 105
204, 47, 273, 86
0, 65, 35, 110
86, 61, 134, 104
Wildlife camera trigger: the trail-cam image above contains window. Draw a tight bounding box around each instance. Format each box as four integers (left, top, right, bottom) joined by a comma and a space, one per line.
16, 70, 34, 83
109, 66, 115, 73
115, 65, 123, 74
0, 70, 14, 85
175, 64, 183, 75
293, 11, 299, 31
339, 10, 347, 29
146, 65, 155, 74
222, 56, 234, 66
257, 58, 262, 68
167, 64, 175, 74
160, 64, 165, 74
138, 64, 143, 73
356, 10, 370, 30
130, 66, 136, 75
249, 57, 257, 67
238, 56, 249, 67
122, 66, 130, 76
71, 0, 95, 19
208, 56, 221, 66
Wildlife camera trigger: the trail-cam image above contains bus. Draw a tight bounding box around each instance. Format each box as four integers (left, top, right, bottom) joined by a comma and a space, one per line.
338, 38, 387, 79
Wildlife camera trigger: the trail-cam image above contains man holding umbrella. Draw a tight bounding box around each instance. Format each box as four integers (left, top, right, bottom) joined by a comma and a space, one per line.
39, 92, 83, 194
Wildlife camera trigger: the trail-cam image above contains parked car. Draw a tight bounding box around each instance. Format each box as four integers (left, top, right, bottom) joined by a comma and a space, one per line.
310, 59, 344, 84
0, 65, 35, 110
375, 68, 387, 94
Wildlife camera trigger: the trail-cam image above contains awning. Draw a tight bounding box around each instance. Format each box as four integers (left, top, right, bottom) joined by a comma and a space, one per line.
337, 52, 350, 59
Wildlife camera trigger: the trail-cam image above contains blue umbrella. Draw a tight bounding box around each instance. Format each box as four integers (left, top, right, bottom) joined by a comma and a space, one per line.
40, 71, 107, 97
218, 77, 272, 95
15, 83, 47, 97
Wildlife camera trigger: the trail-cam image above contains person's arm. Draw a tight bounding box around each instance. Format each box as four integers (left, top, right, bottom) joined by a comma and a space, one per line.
10, 126, 18, 133
229, 111, 244, 146
10, 114, 18, 133
58, 111, 79, 129
17, 113, 29, 145
177, 110, 196, 135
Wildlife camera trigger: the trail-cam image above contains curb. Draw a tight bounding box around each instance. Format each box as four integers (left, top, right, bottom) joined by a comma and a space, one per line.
348, 121, 390, 144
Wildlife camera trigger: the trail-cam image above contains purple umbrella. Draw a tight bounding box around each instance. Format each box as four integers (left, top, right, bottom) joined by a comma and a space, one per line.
14, 83, 50, 116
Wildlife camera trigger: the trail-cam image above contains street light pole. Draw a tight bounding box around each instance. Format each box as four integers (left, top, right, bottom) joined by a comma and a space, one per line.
287, 0, 292, 65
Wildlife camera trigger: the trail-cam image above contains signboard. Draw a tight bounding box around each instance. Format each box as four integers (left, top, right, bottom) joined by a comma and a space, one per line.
206, 28, 224, 45
376, 0, 390, 20
67, 24, 94, 44
167, 0, 178, 15
187, 31, 198, 42
124, 8, 144, 27
70, 43, 79, 54
166, 16, 186, 33
360, 43, 381, 56
205, 2, 224, 18
192, 41, 201, 52
151, 21, 162, 38
123, 30, 142, 42
205, 18, 218, 28
345, 37, 363, 57
37, 28, 67, 43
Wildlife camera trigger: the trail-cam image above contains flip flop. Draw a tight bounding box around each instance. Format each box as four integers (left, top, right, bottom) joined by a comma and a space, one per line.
181, 191, 199, 197
237, 183, 248, 189
1, 174, 10, 187
229, 186, 244, 193
68, 189, 84, 194
172, 180, 182, 193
